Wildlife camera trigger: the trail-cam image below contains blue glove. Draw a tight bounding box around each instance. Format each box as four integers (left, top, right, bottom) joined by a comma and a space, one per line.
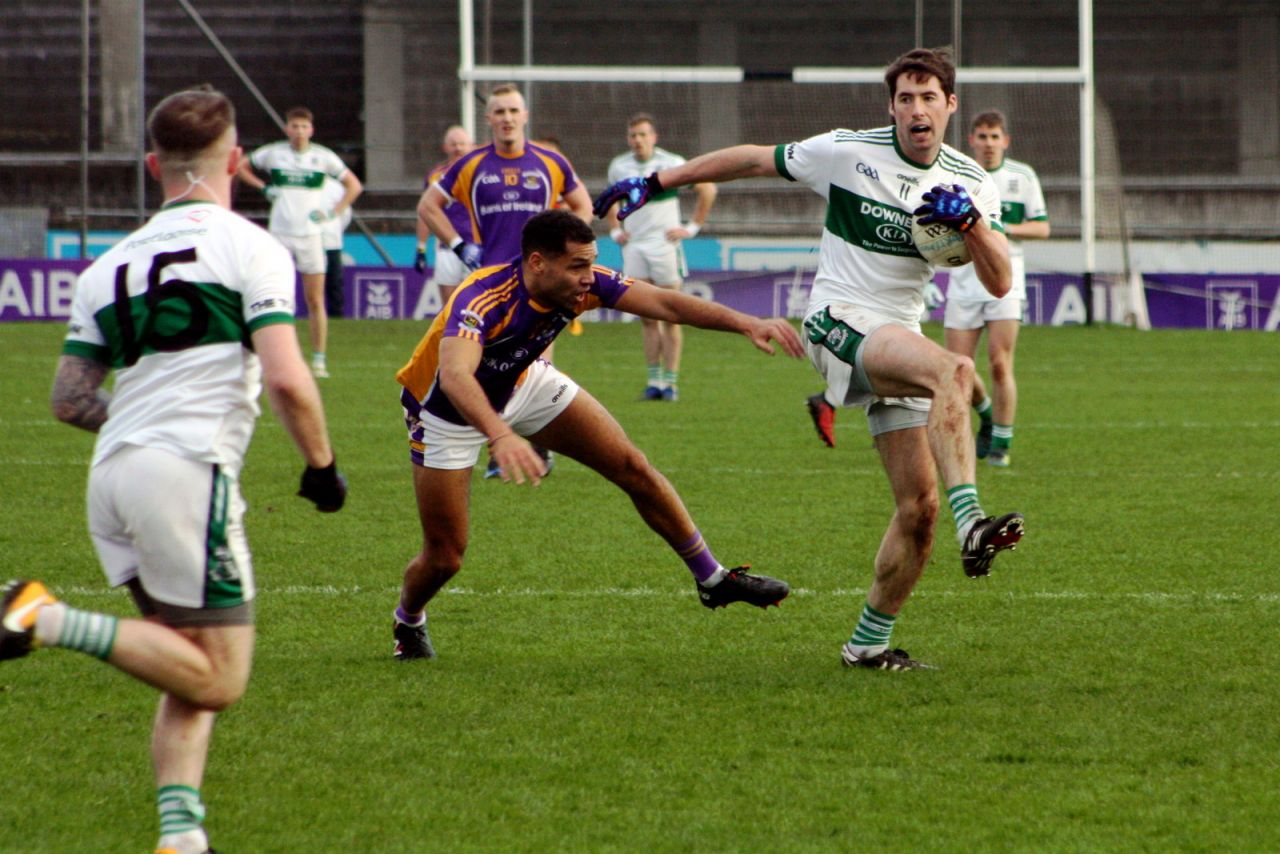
261, 185, 280, 203
914, 184, 982, 233
413, 248, 427, 274
453, 240, 483, 271
298, 460, 347, 513
592, 173, 664, 221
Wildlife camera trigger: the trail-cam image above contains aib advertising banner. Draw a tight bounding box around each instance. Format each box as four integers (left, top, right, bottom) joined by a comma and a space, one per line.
4, 258, 1279, 332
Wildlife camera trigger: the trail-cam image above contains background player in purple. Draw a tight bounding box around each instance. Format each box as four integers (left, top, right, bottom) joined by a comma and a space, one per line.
413, 125, 475, 305
390, 210, 806, 660
417, 83, 592, 271
418, 83, 591, 474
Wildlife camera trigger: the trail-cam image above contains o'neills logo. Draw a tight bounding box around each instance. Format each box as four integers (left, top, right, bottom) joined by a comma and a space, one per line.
551, 383, 569, 402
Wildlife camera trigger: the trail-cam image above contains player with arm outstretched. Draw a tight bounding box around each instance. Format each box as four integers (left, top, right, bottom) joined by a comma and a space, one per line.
595, 47, 1025, 671
416, 83, 592, 477
390, 209, 804, 661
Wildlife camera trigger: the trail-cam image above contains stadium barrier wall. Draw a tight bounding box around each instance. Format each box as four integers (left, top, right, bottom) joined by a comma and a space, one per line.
4, 257, 1279, 332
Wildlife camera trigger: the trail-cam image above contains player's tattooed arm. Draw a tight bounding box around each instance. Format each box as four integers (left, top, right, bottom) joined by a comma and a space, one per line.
51, 355, 112, 433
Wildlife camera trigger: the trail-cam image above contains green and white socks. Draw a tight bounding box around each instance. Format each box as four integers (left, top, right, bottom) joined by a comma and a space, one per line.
846, 602, 897, 657
975, 397, 1012, 454
645, 365, 679, 391
947, 484, 986, 545
991, 423, 1013, 454
34, 603, 117, 660
157, 785, 209, 854
975, 396, 993, 424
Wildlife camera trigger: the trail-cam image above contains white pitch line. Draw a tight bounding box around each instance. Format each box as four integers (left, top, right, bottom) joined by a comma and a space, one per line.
47, 584, 1280, 605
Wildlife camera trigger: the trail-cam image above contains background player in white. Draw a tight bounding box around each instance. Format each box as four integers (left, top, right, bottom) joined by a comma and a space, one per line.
596, 47, 1026, 671
605, 113, 717, 401
413, 124, 474, 305
0, 87, 347, 854
237, 106, 362, 377
944, 109, 1049, 467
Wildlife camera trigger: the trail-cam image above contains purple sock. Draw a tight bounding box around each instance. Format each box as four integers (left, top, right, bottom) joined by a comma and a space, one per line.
395, 605, 425, 626
675, 530, 721, 583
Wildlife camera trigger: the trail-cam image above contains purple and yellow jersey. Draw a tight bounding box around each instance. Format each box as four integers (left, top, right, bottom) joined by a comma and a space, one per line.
397, 260, 631, 425
425, 159, 474, 239
433, 142, 581, 267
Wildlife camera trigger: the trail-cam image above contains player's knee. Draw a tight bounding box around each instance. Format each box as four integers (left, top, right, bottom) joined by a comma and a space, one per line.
183, 663, 250, 711
901, 490, 939, 542
423, 544, 465, 577
989, 357, 1013, 384
939, 352, 975, 394
609, 446, 660, 493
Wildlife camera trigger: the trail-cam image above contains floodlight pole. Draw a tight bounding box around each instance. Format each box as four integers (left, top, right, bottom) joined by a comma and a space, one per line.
460, 0, 477, 139
1080, 0, 1096, 323
80, 0, 90, 258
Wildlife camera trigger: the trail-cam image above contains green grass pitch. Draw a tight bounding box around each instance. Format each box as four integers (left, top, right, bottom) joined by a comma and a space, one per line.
1, 318, 1277, 852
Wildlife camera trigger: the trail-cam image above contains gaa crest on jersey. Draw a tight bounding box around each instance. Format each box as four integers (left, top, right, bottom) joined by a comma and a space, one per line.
459, 309, 485, 330
521, 171, 545, 190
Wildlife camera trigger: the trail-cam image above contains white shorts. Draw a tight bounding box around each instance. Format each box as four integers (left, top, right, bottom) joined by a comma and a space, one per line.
403, 359, 580, 469
432, 246, 470, 288
803, 303, 931, 436
623, 240, 685, 286
88, 446, 255, 611
275, 232, 326, 275
944, 296, 1025, 328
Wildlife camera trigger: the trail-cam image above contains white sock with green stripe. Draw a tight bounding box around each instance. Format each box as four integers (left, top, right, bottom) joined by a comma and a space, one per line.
34, 603, 117, 660
992, 423, 1013, 451
975, 396, 993, 422
846, 602, 896, 657
646, 364, 663, 389
661, 367, 679, 389
157, 785, 208, 854
947, 484, 986, 545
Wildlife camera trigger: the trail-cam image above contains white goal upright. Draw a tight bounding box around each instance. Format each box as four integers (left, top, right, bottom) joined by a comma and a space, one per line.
453, 0, 1146, 327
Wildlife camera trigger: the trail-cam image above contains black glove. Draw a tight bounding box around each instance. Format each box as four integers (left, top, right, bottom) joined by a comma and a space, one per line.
298, 460, 347, 512
413, 248, 427, 274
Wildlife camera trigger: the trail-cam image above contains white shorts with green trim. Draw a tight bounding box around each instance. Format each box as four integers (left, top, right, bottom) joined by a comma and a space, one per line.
88, 445, 254, 611
944, 296, 1025, 328
803, 302, 931, 436
275, 232, 326, 275
623, 239, 686, 286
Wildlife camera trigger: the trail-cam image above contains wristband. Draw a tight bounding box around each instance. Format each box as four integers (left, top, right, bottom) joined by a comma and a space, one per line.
610, 228, 625, 242
416, 242, 426, 252
645, 173, 664, 195
448, 236, 464, 251
683, 222, 701, 237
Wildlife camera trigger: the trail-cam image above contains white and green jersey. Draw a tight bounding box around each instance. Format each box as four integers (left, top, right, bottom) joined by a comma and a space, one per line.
62, 201, 296, 470
776, 126, 1004, 324
947, 156, 1047, 302
249, 140, 350, 237
607, 146, 687, 245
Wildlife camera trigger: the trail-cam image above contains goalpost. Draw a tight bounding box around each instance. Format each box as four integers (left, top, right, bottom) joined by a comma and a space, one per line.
455, 0, 1147, 327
